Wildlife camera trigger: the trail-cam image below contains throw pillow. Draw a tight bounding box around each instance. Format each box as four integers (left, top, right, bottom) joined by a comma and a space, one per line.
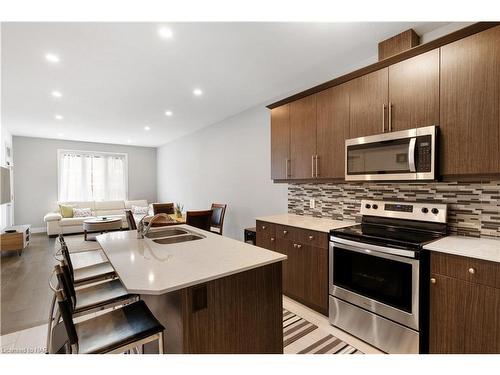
132, 205, 149, 215
59, 204, 74, 218
73, 208, 92, 218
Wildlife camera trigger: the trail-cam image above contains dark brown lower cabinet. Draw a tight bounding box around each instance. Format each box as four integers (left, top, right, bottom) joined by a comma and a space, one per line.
429, 252, 500, 354
257, 221, 328, 315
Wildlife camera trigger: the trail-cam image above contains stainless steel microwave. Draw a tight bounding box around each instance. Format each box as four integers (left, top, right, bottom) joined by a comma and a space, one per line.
345, 125, 438, 181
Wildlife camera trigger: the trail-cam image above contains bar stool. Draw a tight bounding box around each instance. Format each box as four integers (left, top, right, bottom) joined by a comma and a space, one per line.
52, 288, 164, 354
46, 263, 137, 353
56, 234, 106, 269
59, 240, 115, 286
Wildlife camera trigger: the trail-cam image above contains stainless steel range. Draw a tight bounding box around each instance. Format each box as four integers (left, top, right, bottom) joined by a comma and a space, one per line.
329, 199, 447, 354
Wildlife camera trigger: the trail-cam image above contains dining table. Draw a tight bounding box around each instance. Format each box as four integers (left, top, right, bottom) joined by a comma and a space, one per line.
142, 213, 186, 227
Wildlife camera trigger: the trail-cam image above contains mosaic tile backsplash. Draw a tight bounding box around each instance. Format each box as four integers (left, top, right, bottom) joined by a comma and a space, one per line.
288, 181, 500, 238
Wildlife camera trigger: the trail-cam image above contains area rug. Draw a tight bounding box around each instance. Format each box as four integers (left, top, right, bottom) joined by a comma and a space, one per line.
283, 309, 363, 354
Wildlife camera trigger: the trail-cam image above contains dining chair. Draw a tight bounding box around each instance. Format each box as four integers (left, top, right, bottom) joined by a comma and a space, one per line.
125, 209, 137, 230
52, 288, 164, 354
210, 203, 227, 235
152, 202, 174, 215
186, 210, 213, 231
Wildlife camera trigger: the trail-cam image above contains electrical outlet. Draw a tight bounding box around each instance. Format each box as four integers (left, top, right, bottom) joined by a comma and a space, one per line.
309, 198, 315, 209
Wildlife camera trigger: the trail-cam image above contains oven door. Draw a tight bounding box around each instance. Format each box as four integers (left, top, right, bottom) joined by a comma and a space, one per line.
345, 125, 436, 181
329, 237, 419, 330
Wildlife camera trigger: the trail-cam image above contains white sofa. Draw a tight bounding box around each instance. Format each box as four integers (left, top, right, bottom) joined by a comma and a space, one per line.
43, 199, 149, 236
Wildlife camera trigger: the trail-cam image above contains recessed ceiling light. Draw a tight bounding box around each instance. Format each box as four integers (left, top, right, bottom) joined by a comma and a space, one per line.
126, 139, 132, 144
57, 133, 64, 137
144, 126, 151, 131
55, 114, 63, 120
158, 27, 173, 39
165, 110, 173, 117
193, 88, 203, 96
45, 53, 60, 63
51, 90, 62, 98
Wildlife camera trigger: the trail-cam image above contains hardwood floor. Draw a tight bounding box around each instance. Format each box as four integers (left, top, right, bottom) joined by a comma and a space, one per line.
1, 233, 56, 335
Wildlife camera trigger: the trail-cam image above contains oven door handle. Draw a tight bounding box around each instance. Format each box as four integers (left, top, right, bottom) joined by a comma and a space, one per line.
331, 236, 417, 260
408, 137, 417, 172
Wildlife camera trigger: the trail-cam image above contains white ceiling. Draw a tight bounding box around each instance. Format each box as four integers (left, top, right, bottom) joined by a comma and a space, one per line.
2, 22, 453, 147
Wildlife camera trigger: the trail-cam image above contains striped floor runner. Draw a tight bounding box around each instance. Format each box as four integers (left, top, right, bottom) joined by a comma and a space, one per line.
283, 309, 363, 354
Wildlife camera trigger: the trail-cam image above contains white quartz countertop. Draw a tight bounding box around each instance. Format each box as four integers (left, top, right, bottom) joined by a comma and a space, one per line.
424, 236, 500, 264
255, 213, 356, 233
97, 225, 286, 295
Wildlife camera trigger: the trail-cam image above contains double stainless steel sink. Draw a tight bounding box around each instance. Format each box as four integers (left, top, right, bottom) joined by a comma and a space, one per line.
145, 227, 205, 244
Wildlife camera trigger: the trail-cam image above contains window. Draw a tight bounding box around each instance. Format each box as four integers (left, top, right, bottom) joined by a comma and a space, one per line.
58, 150, 128, 201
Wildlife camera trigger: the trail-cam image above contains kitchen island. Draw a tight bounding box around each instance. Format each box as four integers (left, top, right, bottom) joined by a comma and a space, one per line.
97, 226, 286, 354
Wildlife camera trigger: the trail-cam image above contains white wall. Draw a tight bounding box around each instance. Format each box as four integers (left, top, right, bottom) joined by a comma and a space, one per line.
0, 124, 14, 228
13, 136, 157, 230
157, 105, 288, 240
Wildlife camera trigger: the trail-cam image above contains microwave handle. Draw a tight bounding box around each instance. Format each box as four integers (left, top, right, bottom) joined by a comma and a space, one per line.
408, 138, 416, 172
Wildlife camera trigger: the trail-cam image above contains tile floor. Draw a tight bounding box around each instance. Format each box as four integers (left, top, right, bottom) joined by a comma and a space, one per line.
0, 296, 383, 354
283, 296, 383, 354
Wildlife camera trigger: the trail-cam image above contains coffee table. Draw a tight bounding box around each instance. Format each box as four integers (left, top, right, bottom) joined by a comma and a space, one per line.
83, 217, 122, 241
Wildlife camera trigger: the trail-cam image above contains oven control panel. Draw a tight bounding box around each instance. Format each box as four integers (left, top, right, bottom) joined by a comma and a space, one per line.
360, 199, 447, 223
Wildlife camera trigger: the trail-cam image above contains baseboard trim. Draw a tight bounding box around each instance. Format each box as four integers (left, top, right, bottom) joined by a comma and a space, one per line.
31, 227, 47, 234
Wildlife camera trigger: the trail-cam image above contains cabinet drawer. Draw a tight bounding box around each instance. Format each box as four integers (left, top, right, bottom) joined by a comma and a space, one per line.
256, 221, 275, 236
276, 225, 295, 241
295, 228, 328, 248
431, 252, 500, 289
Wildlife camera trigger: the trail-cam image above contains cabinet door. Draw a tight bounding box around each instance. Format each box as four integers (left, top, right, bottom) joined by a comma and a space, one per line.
255, 221, 275, 251
270, 104, 290, 180
316, 83, 350, 179
290, 95, 317, 179
276, 237, 292, 296
285, 241, 306, 300
429, 273, 467, 353
302, 245, 329, 315
464, 283, 500, 353
388, 49, 439, 131
440, 26, 500, 175
349, 68, 389, 138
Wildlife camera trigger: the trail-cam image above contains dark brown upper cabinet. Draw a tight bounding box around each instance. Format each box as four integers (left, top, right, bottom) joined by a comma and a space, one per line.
440, 26, 500, 176
388, 49, 440, 131
289, 95, 317, 179
269, 25, 500, 181
316, 83, 350, 179
270, 104, 290, 180
348, 68, 389, 138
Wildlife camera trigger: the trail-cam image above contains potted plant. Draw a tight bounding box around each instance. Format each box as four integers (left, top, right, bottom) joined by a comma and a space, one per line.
174, 202, 184, 218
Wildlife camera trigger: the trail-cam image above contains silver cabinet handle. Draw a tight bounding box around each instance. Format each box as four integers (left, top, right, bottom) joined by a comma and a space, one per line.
283, 230, 288, 235
430, 277, 436, 284
285, 159, 291, 178
308, 235, 314, 240
293, 243, 297, 248
468, 267, 475, 274
315, 155, 319, 177
262, 225, 266, 230
311, 155, 315, 178
270, 237, 275, 242
382, 104, 387, 133
388, 102, 392, 132
297, 244, 302, 249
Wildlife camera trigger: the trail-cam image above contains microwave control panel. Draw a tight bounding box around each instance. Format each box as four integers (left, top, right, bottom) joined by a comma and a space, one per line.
416, 135, 432, 172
